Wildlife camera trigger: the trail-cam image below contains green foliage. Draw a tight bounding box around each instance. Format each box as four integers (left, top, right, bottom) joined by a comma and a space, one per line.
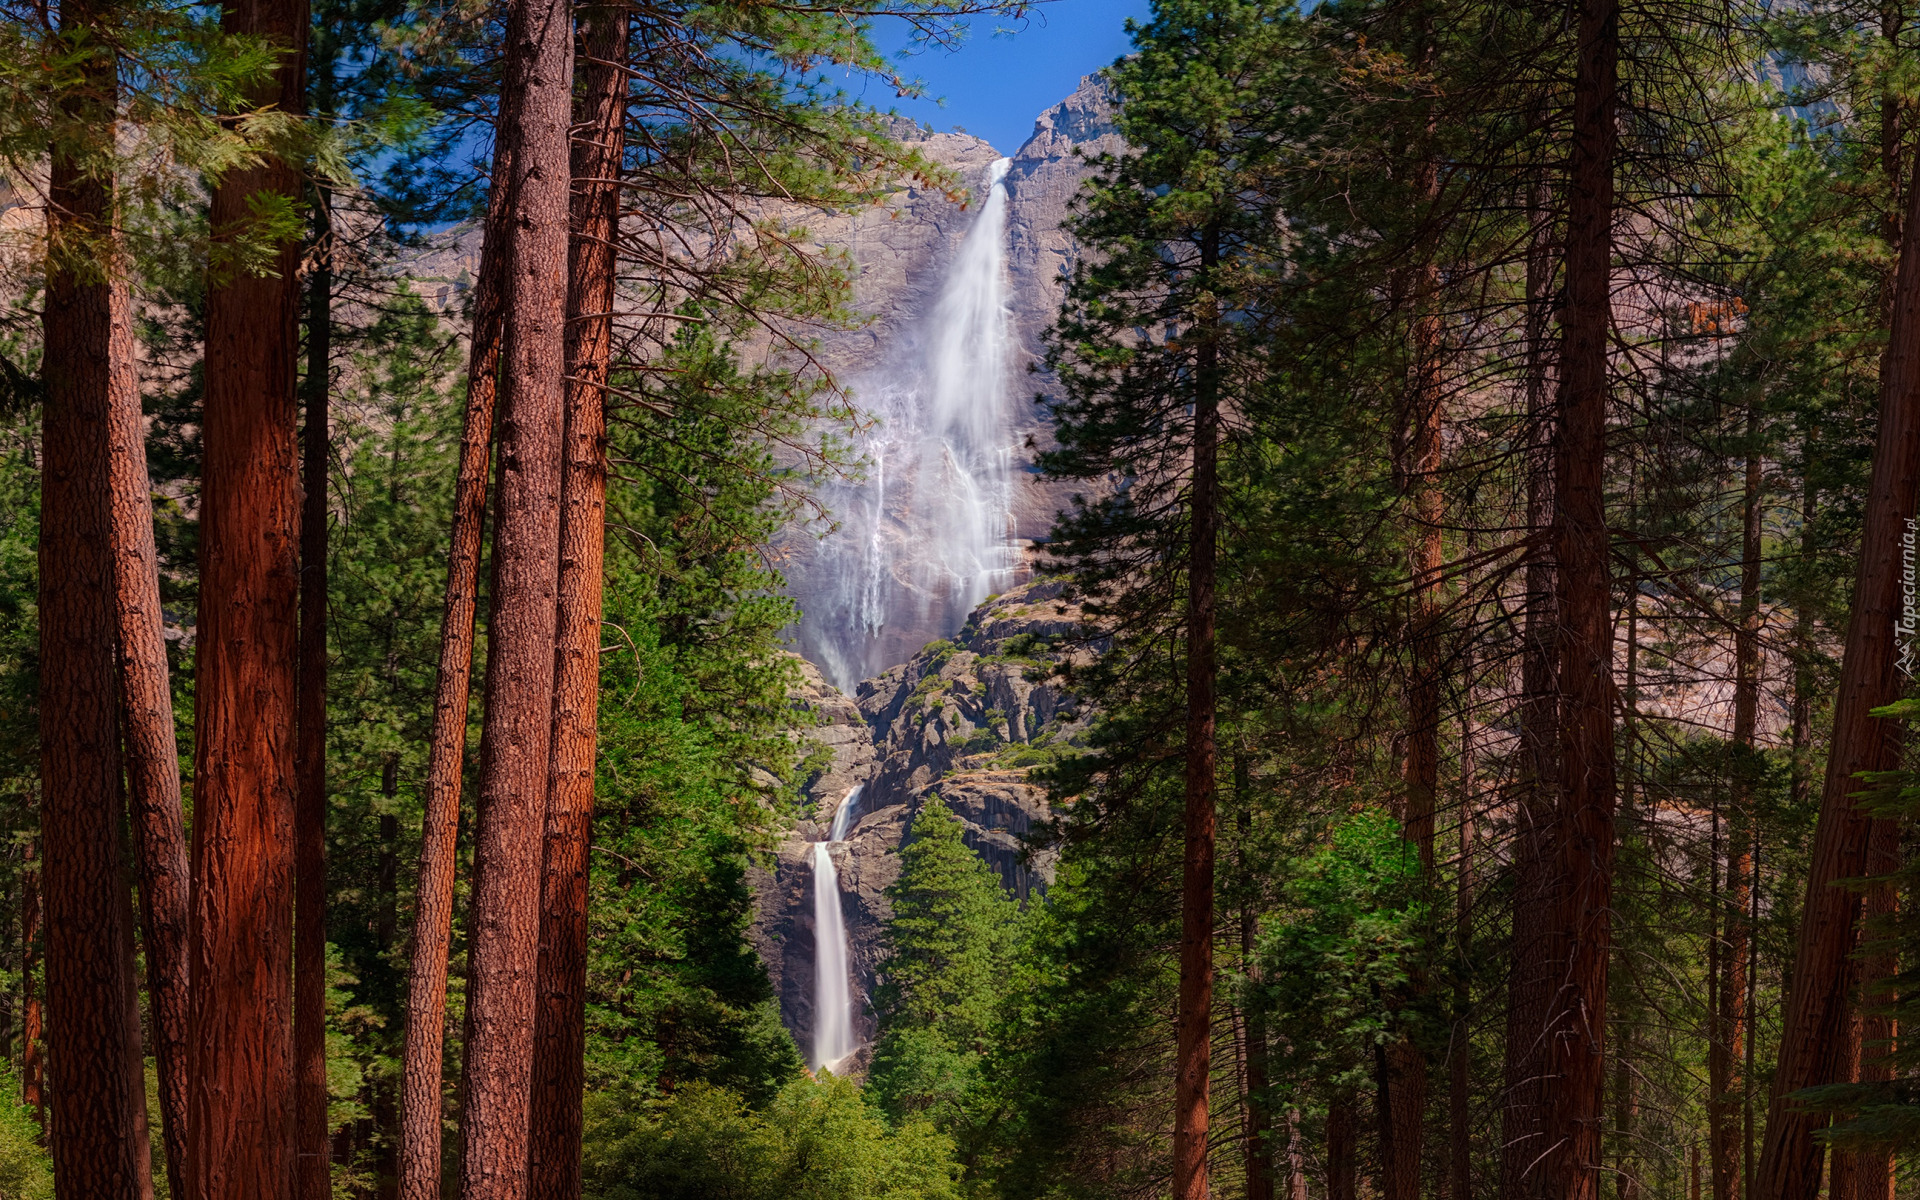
1259, 808, 1430, 1096
581, 1076, 961, 1200
0, 1074, 50, 1200
868, 797, 1021, 1125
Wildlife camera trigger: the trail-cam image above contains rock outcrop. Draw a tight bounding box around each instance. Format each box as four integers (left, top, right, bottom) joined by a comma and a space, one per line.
751, 577, 1095, 1065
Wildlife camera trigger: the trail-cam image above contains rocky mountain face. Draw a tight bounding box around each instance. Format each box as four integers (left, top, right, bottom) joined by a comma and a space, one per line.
750, 577, 1094, 1065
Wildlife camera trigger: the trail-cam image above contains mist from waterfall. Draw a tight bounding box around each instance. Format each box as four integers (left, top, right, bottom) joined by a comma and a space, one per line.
801, 158, 1020, 692
810, 785, 862, 1071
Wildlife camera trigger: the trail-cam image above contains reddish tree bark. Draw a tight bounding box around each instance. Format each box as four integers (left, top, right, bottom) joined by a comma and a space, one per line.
1541, 0, 1620, 1194
105, 184, 192, 1198
189, 0, 308, 1190
454, 0, 573, 1191
40, 34, 156, 1187
294, 187, 335, 1200
526, 6, 624, 1196
1173, 222, 1222, 1200
395, 94, 512, 1200
1754, 68, 1920, 1200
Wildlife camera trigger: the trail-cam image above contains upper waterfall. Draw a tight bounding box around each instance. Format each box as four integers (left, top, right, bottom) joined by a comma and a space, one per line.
799, 158, 1021, 692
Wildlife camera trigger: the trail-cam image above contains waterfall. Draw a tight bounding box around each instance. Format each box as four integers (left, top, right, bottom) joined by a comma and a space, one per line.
800, 158, 1020, 691
810, 785, 862, 1071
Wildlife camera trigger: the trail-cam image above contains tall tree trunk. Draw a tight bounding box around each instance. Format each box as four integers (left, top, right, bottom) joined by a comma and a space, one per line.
1174, 220, 1223, 1200
1754, 76, 1920, 1200
454, 0, 573, 1191
106, 175, 192, 1199
40, 33, 156, 1188
1450, 691, 1475, 1200
189, 0, 308, 1188
1614, 1024, 1637, 1200
527, 7, 623, 1194
1715, 429, 1762, 1200
395, 62, 516, 1200
1850, 817, 1898, 1200
1790, 463, 1816, 808
1543, 0, 1620, 1192
1287, 1109, 1308, 1200
1238, 902, 1274, 1200
21, 835, 41, 1132
294, 181, 334, 1200
1501, 179, 1558, 1200
1389, 212, 1444, 1200
1328, 1095, 1359, 1200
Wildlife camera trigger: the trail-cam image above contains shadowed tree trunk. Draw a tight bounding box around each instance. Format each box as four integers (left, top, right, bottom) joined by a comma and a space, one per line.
1501, 181, 1558, 1200
188, 0, 308, 1190
40, 22, 157, 1187
1714, 427, 1761, 1200
294, 179, 335, 1200
1755, 57, 1920, 1200
1450, 690, 1475, 1200
394, 84, 513, 1200
526, 6, 624, 1195
1328, 1095, 1358, 1200
453, 0, 573, 1190
21, 834, 40, 1131
1541, 0, 1620, 1192
1174, 220, 1222, 1200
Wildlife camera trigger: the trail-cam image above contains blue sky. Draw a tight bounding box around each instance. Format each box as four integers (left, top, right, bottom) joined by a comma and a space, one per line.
862, 0, 1151, 155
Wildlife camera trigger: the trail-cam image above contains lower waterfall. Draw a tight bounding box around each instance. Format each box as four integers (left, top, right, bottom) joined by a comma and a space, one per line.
811, 786, 862, 1071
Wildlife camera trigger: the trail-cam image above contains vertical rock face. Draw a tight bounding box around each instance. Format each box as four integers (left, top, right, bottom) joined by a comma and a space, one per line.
751, 579, 1095, 1065
751, 77, 1120, 1071
779, 76, 1119, 686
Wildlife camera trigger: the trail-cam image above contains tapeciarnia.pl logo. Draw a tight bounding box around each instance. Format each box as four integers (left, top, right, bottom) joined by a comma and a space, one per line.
1902, 516, 1919, 679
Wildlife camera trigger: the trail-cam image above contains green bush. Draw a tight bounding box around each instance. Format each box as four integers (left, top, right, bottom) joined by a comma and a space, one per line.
0, 1077, 50, 1200
583, 1075, 961, 1200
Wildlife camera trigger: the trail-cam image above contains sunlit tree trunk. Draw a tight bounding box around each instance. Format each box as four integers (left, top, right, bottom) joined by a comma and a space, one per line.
526, 6, 623, 1195
453, 0, 574, 1190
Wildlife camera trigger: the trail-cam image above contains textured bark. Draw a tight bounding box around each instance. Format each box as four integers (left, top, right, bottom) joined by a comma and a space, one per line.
21, 837, 40, 1130
106, 188, 192, 1199
526, 8, 623, 1194
1174, 223, 1222, 1200
294, 186, 334, 1200
454, 0, 574, 1191
41, 73, 156, 1195
1754, 70, 1920, 1200
1286, 1109, 1307, 1200
189, 0, 307, 1191
395, 67, 515, 1200
1542, 0, 1619, 1193
1501, 185, 1558, 1200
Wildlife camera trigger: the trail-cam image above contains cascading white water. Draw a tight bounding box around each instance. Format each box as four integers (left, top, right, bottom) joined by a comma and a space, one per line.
810, 785, 862, 1071
801, 159, 1020, 691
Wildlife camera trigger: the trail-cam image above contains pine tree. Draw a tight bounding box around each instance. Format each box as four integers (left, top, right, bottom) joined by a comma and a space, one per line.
868, 796, 1020, 1123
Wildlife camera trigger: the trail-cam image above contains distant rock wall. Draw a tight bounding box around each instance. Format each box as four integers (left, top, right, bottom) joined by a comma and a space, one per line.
750, 577, 1094, 1066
